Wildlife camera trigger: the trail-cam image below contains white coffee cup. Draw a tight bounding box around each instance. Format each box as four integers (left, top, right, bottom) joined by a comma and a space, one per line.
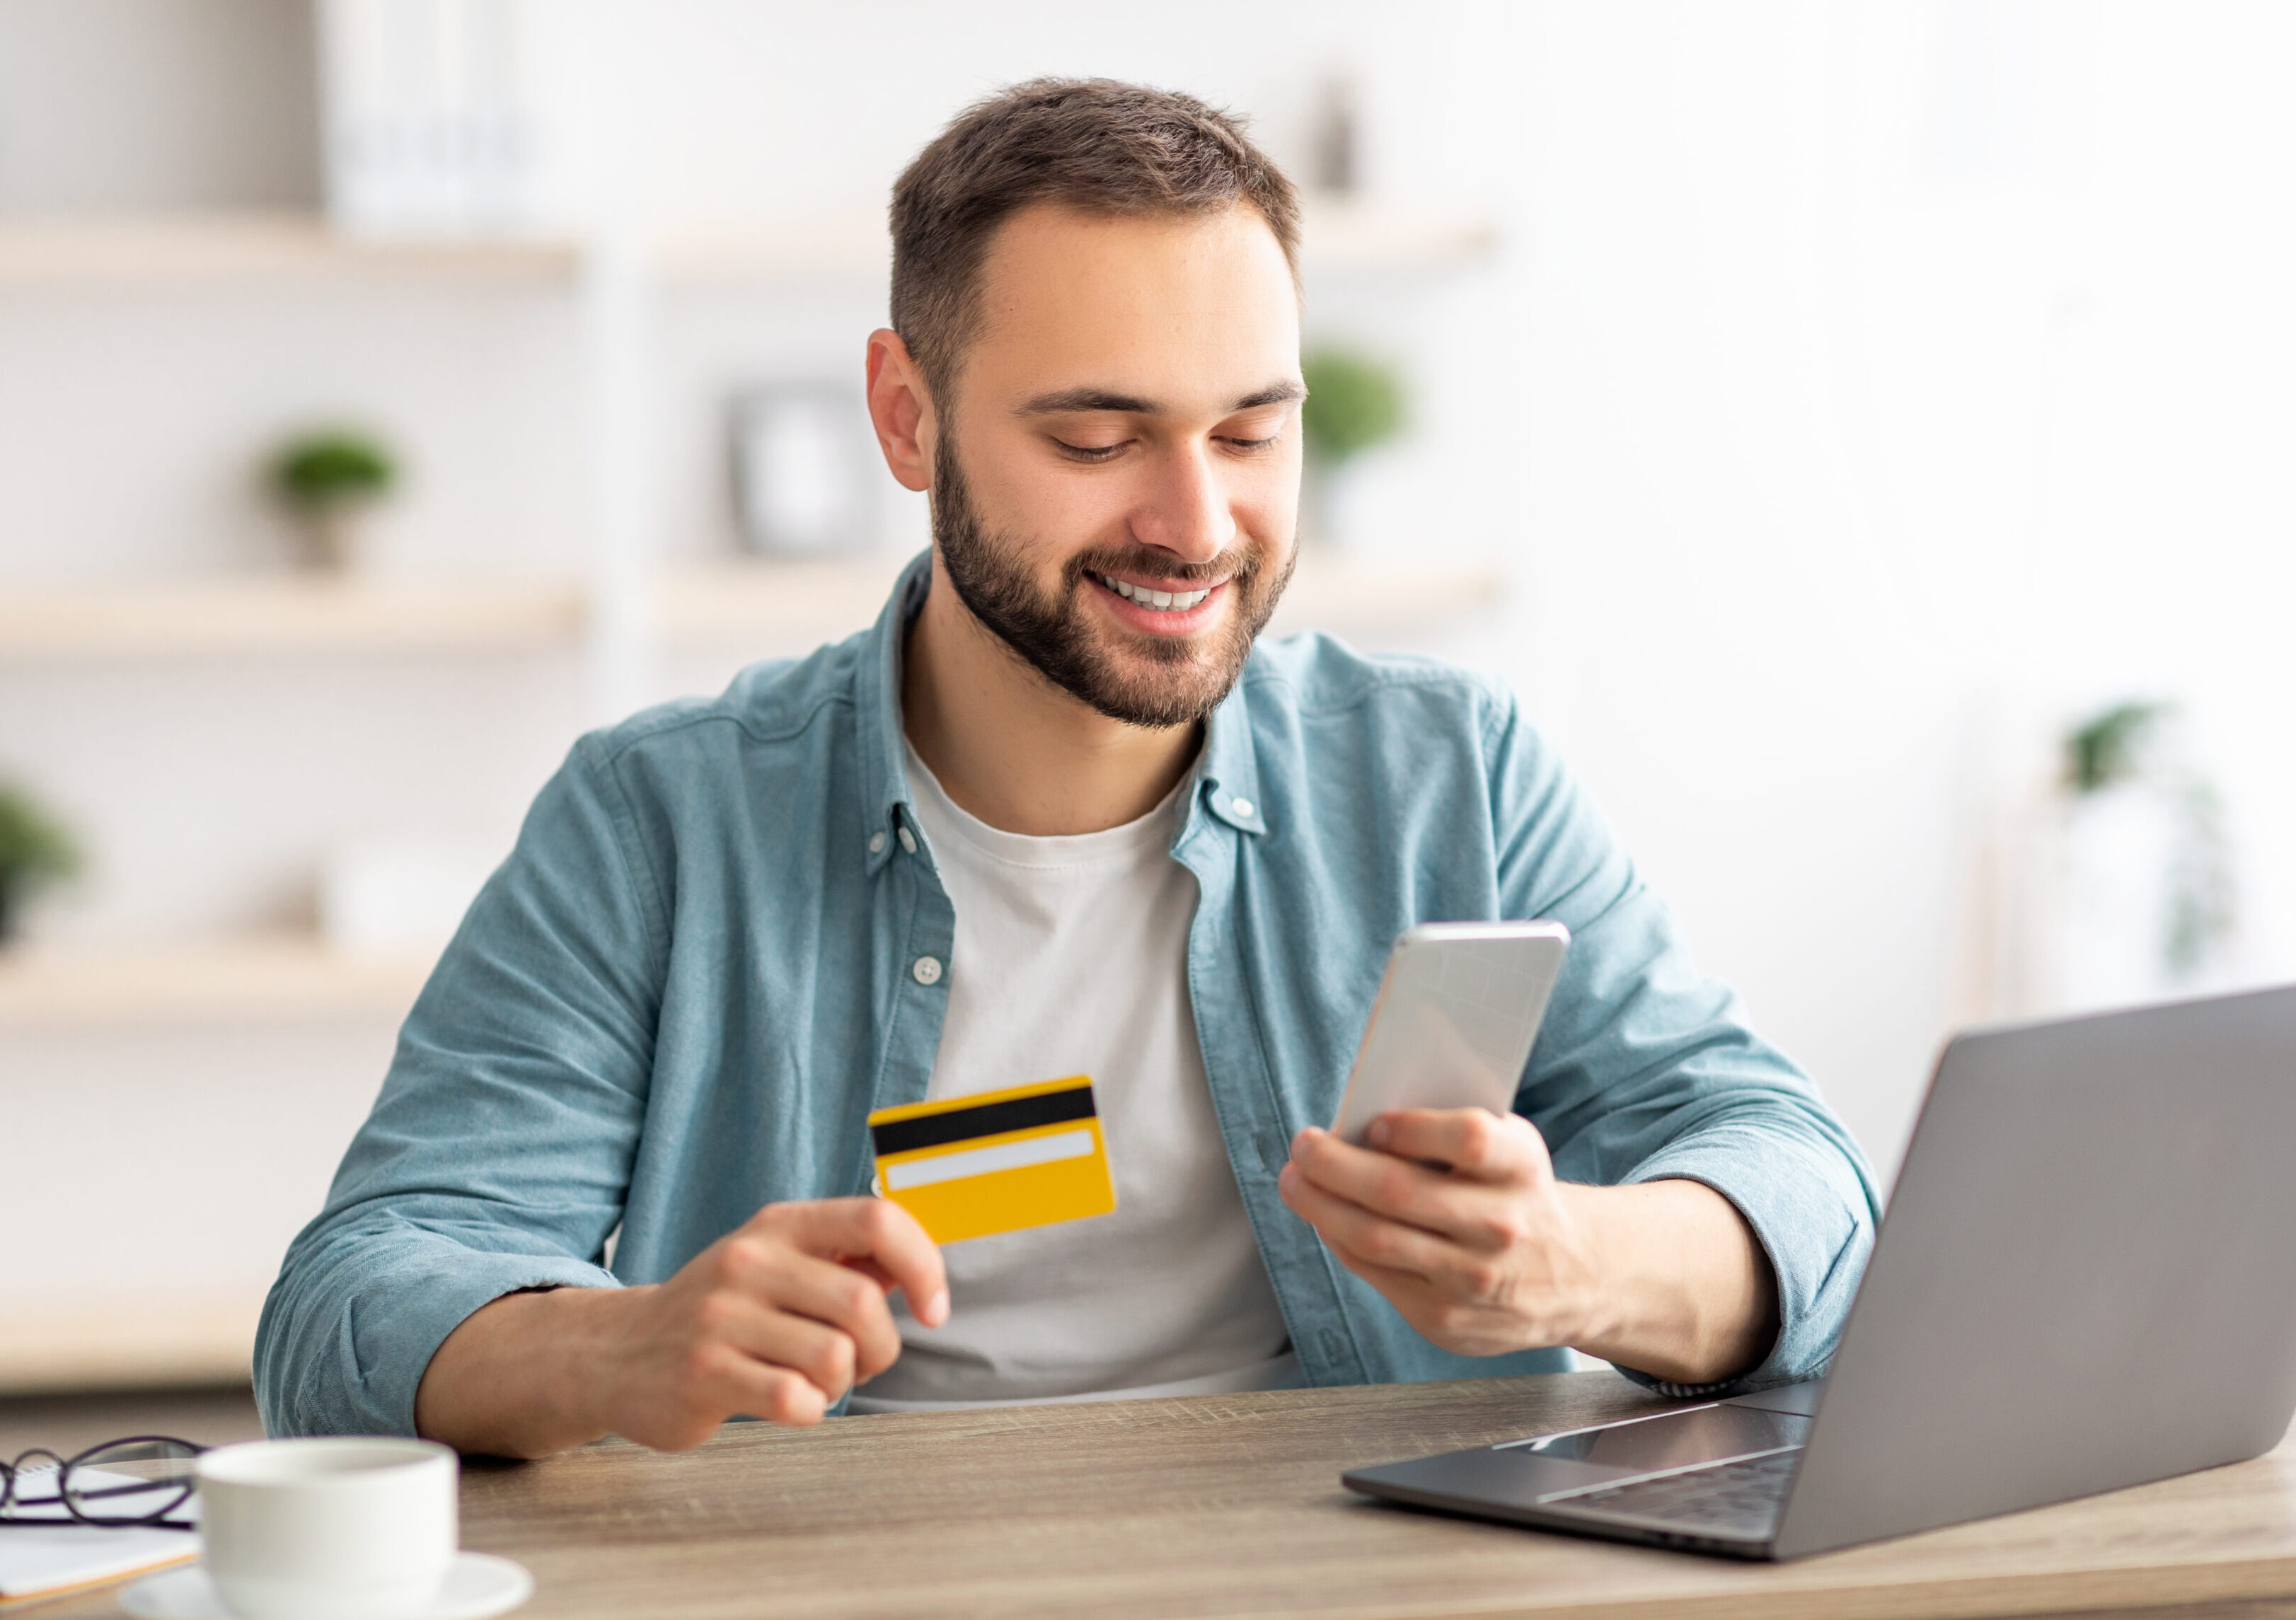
195, 1437, 458, 1620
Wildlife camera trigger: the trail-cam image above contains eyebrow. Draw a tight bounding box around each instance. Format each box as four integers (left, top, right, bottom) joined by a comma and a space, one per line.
1017, 380, 1306, 417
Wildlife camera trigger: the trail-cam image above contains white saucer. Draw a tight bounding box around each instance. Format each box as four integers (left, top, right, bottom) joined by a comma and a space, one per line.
121, 1552, 533, 1620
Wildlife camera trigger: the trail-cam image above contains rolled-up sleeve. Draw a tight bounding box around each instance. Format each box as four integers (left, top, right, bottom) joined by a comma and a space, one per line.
1483, 692, 1881, 1392
255, 734, 667, 1437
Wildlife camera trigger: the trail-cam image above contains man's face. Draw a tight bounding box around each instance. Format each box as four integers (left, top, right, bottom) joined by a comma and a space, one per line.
928, 202, 1303, 729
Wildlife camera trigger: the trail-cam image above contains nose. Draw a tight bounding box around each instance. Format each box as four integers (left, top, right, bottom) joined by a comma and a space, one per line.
1127, 441, 1237, 566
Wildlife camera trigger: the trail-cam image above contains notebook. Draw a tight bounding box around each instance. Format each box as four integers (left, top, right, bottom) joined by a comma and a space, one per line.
0, 1466, 200, 1607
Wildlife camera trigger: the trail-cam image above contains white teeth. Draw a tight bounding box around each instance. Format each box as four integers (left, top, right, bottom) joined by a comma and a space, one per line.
1098, 574, 1213, 611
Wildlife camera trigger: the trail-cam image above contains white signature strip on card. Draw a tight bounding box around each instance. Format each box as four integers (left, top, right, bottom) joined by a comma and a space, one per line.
883, 1128, 1097, 1191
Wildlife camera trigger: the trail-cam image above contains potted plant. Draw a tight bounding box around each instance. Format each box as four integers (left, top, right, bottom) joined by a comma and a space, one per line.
267, 429, 399, 572
2058, 699, 2234, 1000
1299, 347, 1405, 548
0, 780, 82, 946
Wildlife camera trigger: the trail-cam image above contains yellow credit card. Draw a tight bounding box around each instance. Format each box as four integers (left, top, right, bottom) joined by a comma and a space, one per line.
869, 1076, 1117, 1245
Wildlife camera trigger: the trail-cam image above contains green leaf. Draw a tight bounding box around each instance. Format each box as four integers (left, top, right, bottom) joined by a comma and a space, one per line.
2064, 700, 2166, 796
269, 431, 398, 512
1300, 349, 1406, 464
0, 782, 83, 888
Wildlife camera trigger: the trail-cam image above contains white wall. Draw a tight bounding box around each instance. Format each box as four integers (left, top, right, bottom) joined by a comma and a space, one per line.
4, 4, 2292, 1356
1496, 0, 2296, 1173
0, 0, 321, 212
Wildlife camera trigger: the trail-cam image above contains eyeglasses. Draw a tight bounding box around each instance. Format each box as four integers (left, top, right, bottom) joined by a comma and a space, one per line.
0, 1437, 204, 1531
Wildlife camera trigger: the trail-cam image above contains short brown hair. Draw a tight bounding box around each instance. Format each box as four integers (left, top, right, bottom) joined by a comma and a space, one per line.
890, 78, 1300, 403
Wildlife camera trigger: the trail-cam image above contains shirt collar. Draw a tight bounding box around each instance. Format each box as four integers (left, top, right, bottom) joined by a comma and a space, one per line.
1191, 669, 1267, 840
855, 548, 1268, 875
857, 549, 933, 876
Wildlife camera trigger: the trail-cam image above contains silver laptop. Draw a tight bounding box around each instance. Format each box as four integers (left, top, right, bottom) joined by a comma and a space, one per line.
1343, 983, 2296, 1558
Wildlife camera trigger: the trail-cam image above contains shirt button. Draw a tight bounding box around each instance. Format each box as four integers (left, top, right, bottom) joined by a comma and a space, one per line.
1230, 797, 1255, 820
868, 831, 887, 854
911, 955, 943, 986
898, 827, 918, 855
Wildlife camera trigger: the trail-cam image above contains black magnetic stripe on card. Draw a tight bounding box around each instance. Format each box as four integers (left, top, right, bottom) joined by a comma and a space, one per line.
871, 1084, 1096, 1159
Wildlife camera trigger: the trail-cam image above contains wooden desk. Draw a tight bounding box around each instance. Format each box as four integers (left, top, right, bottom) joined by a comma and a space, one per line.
67, 1370, 2296, 1619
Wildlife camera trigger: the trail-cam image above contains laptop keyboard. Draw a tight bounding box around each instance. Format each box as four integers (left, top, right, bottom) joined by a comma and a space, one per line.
1552, 1448, 1799, 1537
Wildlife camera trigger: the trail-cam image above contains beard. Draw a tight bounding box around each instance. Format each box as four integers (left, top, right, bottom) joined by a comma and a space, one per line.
930, 429, 1295, 729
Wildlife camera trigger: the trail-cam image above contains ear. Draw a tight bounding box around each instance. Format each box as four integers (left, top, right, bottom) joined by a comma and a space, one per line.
865, 329, 936, 492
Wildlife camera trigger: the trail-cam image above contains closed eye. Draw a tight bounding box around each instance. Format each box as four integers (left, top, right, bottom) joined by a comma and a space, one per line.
1052, 439, 1128, 463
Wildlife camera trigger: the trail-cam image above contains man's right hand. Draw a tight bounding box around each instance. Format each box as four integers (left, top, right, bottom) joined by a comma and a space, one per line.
413, 1198, 948, 1457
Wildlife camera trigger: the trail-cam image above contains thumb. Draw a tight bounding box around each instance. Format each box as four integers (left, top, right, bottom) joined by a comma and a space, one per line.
1499, 1111, 1558, 1190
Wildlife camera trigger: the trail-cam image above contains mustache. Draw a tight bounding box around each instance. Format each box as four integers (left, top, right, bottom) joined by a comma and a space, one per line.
1063, 545, 1261, 588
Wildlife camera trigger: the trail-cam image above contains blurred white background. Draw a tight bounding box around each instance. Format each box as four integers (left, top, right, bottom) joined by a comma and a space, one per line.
2, 0, 2290, 1390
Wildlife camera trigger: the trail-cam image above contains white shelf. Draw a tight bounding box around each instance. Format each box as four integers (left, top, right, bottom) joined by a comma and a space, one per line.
0, 574, 587, 660
0, 555, 1505, 663
658, 212, 901, 282
1265, 553, 1508, 632
1291, 195, 1504, 271
0, 199, 1496, 289
661, 194, 1499, 282
0, 935, 435, 1029
652, 555, 915, 640
0, 212, 582, 285
659, 553, 1507, 641
0, 1294, 264, 1393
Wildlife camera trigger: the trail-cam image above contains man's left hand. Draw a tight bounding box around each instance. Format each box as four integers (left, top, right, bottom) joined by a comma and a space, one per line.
1277, 1108, 1596, 1358
1278, 1107, 1780, 1384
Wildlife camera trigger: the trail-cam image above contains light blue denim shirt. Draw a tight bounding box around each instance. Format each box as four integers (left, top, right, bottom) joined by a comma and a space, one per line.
258, 552, 1880, 1438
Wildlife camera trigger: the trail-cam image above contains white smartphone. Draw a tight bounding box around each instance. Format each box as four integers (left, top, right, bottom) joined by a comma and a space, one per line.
1329, 920, 1571, 1145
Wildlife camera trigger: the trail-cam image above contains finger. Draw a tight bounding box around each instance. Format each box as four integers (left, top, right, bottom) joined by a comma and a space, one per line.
1293, 1200, 1472, 1323
756, 1198, 950, 1327
805, 1251, 918, 1304
1366, 1109, 1550, 1186
739, 1307, 865, 1403
838, 1255, 901, 1292
831, 1255, 947, 1343
1282, 1158, 1535, 1279
1317, 1244, 1540, 1357
1288, 1127, 1475, 1237
1289, 1191, 1547, 1356
726, 1246, 906, 1384
1278, 1160, 1463, 1282
674, 1272, 863, 1402
1291, 1128, 1545, 1253
1322, 1242, 1450, 1318
684, 1341, 833, 1433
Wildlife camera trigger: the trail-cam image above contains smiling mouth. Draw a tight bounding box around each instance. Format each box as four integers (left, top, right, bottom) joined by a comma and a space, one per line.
1092, 572, 1221, 613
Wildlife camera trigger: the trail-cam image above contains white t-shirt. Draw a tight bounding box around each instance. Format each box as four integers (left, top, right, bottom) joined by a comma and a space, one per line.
846, 744, 1295, 1411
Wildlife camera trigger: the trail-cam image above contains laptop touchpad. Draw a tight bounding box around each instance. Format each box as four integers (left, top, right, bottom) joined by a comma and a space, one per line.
1501, 1404, 1810, 1474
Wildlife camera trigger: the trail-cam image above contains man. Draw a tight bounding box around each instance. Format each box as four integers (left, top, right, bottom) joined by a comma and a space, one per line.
258, 80, 1878, 1456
